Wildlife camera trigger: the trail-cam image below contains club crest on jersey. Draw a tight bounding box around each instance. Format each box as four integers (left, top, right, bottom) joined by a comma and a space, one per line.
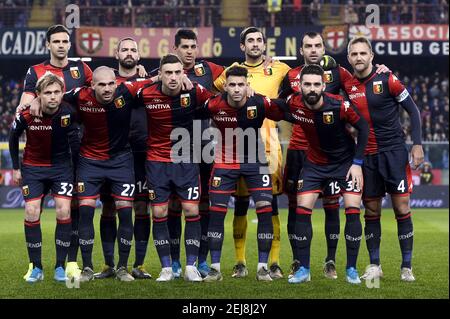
264, 67, 273, 76
148, 190, 156, 200
323, 111, 334, 124
77, 182, 85, 193
180, 93, 191, 107
70, 67, 80, 79
194, 64, 206, 76
247, 106, 257, 119
212, 177, 221, 188
22, 185, 30, 196
114, 96, 125, 108
323, 71, 333, 83
373, 81, 383, 94
297, 180, 303, 191
61, 114, 71, 127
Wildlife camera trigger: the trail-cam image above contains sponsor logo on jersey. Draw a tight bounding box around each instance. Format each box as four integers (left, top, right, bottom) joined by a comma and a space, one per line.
148, 190, 156, 200
114, 96, 125, 108
77, 182, 85, 193
323, 111, 334, 124
323, 70, 333, 83
61, 114, 71, 127
70, 66, 80, 79
180, 93, 191, 107
373, 81, 383, 94
194, 64, 206, 76
212, 177, 221, 187
247, 105, 257, 119
29, 125, 52, 130
214, 110, 236, 122
146, 103, 170, 110
22, 185, 30, 196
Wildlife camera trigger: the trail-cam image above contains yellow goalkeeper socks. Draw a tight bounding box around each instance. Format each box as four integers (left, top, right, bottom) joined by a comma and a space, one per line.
269, 214, 281, 266
233, 215, 248, 265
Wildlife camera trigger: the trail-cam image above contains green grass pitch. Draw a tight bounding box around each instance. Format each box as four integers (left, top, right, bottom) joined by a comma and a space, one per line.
0, 208, 447, 299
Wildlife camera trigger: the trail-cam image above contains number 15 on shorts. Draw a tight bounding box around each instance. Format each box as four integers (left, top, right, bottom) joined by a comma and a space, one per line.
187, 187, 200, 200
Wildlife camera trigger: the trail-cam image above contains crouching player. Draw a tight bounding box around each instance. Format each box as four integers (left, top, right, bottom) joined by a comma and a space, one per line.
282, 65, 369, 284
9, 74, 79, 283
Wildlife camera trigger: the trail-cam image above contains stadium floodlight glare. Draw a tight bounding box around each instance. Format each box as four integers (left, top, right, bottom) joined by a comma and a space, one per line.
272, 56, 297, 60
68, 57, 92, 62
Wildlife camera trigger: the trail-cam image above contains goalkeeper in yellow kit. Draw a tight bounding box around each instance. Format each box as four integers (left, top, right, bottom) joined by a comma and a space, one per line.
213, 27, 290, 279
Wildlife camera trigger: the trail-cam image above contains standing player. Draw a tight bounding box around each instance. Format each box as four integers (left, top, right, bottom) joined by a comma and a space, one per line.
167, 29, 225, 278
40, 67, 144, 282
137, 54, 214, 282
213, 27, 290, 279
200, 66, 286, 282
344, 37, 423, 282
94, 38, 152, 280
279, 31, 389, 279
283, 65, 369, 284
10, 74, 79, 283
19, 24, 92, 279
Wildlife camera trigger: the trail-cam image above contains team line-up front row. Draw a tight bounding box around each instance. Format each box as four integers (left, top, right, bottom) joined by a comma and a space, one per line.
10, 25, 424, 285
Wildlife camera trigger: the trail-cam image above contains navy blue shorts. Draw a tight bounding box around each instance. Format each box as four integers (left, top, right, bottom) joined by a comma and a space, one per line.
363, 148, 413, 200
146, 161, 200, 205
77, 152, 135, 201
210, 163, 273, 204
99, 151, 147, 203
298, 159, 361, 196
21, 164, 74, 202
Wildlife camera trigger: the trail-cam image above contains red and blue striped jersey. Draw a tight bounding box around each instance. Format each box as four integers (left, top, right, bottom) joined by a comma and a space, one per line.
280, 64, 353, 151
63, 82, 142, 160
285, 92, 362, 165
10, 103, 79, 169
23, 60, 92, 96
137, 82, 214, 162
343, 70, 409, 155
200, 93, 285, 169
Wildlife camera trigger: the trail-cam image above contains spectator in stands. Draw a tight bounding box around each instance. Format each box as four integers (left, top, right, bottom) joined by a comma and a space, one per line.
388, 0, 400, 24
344, 0, 359, 24
309, 0, 321, 25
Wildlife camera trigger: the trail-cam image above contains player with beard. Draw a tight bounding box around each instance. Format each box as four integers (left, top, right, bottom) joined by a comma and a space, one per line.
282, 65, 369, 284
279, 32, 389, 279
